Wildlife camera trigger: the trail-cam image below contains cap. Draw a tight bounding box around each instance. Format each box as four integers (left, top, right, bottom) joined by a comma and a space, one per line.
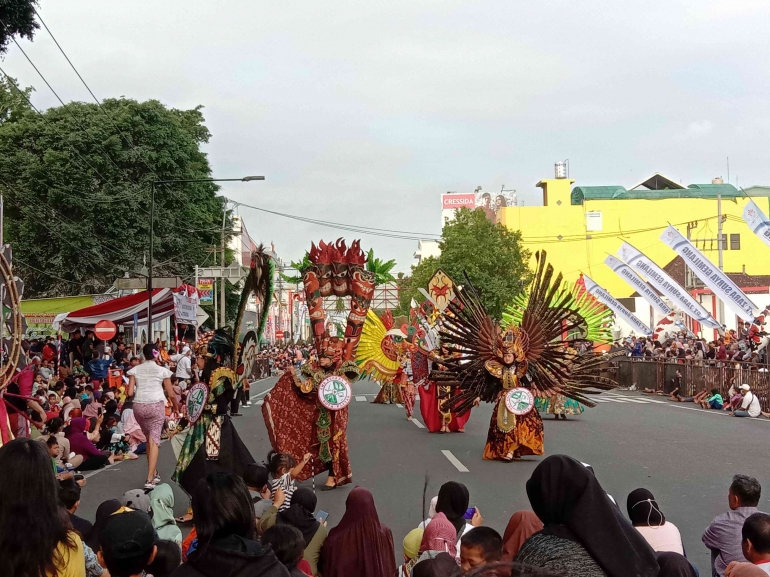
740, 384, 751, 391
99, 511, 155, 561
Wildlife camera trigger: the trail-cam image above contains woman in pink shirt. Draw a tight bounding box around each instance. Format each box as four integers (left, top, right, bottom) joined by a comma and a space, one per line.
627, 488, 684, 555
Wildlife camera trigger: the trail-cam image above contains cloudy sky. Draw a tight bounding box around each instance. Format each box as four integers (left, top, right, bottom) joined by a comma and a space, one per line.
6, 0, 770, 272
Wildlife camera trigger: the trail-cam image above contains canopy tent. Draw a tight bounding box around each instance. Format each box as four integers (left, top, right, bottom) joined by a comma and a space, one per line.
52, 289, 174, 333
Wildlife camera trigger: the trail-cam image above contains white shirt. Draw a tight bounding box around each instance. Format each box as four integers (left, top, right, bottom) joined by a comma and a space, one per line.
741, 391, 762, 417
127, 360, 172, 404
175, 355, 192, 379
757, 563, 770, 575
635, 522, 684, 555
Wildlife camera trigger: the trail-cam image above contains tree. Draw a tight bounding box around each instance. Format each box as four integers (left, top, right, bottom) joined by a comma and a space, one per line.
0, 0, 39, 55
398, 208, 531, 319
0, 87, 229, 298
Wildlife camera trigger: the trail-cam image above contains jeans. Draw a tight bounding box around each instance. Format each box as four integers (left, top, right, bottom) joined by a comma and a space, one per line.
734, 410, 753, 417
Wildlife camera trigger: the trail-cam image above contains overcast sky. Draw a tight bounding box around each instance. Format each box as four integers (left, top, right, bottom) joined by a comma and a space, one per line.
6, 1, 770, 272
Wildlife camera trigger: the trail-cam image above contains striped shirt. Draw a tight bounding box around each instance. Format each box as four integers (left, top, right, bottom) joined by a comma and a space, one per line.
270, 472, 295, 512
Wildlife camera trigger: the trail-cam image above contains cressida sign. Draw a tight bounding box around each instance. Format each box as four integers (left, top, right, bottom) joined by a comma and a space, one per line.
441, 193, 476, 210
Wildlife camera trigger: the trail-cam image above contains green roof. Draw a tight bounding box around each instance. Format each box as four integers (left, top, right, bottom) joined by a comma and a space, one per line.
571, 183, 749, 205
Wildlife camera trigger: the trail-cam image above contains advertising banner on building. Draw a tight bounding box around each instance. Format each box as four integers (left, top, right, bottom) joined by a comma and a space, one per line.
603, 255, 672, 316
743, 199, 770, 250
197, 278, 214, 303
617, 242, 722, 330
583, 275, 653, 336
441, 193, 476, 210
659, 225, 757, 322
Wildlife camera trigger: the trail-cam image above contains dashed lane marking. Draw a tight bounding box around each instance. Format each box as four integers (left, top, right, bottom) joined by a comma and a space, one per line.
441, 450, 469, 472
411, 419, 425, 429
355, 396, 368, 402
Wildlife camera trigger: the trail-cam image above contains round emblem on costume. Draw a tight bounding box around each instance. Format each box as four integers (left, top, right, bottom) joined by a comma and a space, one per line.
317, 375, 352, 411
505, 387, 535, 415
187, 382, 209, 423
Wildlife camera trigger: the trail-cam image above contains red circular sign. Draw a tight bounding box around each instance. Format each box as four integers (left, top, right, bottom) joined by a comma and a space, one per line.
94, 319, 117, 341
275, 331, 285, 339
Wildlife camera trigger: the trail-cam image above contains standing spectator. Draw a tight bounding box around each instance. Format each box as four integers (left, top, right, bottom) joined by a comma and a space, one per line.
703, 474, 764, 577
171, 345, 193, 384
0, 438, 86, 577
82, 330, 95, 363
740, 513, 770, 574
127, 343, 179, 490
717, 339, 728, 361
321, 487, 396, 577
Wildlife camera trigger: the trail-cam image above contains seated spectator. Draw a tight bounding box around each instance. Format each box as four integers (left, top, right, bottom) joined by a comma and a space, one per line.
170, 471, 288, 577
740, 513, 770, 574
320, 487, 395, 577
418, 496, 438, 529
149, 484, 183, 545
460, 527, 503, 572
0, 438, 86, 577
515, 454, 659, 577
86, 499, 122, 551
39, 416, 83, 470
262, 524, 312, 577
675, 389, 709, 404
501, 511, 543, 562
411, 552, 460, 577
703, 474, 764, 576
59, 478, 94, 541
417, 512, 457, 561
98, 510, 157, 577
66, 417, 114, 470
626, 488, 684, 554
146, 540, 182, 577
259, 487, 327, 575
244, 463, 274, 521
398, 528, 424, 577
702, 388, 724, 410
733, 384, 762, 418
433, 481, 482, 549
121, 489, 151, 514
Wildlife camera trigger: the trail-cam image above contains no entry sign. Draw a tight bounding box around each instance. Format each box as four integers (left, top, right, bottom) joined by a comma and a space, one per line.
94, 319, 117, 341
275, 331, 284, 340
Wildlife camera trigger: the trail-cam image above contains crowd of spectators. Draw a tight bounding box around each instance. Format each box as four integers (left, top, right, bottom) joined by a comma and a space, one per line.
3, 437, 770, 577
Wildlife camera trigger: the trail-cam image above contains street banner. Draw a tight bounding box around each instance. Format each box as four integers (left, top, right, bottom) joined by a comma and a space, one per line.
604, 255, 672, 316
659, 225, 757, 322
743, 199, 770, 250
197, 278, 214, 303
617, 242, 721, 330
172, 284, 200, 325
582, 274, 653, 336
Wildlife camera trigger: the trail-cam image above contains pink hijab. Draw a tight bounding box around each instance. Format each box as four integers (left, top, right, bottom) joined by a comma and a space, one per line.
419, 512, 457, 557
501, 511, 543, 562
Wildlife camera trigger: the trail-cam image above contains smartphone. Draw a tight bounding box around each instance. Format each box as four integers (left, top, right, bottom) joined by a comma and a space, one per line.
316, 510, 329, 523
462, 507, 476, 520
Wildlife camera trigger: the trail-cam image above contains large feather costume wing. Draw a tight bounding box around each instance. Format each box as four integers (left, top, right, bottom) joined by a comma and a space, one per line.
357, 309, 402, 383
430, 278, 501, 413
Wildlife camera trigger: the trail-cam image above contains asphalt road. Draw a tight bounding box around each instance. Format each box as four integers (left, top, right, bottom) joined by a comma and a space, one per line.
76, 376, 770, 574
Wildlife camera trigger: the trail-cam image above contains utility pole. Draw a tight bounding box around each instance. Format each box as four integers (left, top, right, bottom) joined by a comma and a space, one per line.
213, 247, 218, 330
221, 205, 227, 329
717, 193, 725, 327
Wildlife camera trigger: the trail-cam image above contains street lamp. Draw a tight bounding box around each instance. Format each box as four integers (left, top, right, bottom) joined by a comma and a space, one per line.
147, 176, 264, 341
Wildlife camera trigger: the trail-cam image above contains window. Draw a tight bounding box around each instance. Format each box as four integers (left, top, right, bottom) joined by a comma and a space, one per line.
730, 234, 741, 250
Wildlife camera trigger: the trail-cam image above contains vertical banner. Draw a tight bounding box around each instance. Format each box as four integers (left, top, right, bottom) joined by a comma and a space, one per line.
659, 225, 757, 322
603, 255, 672, 316
617, 242, 722, 330
197, 278, 214, 304
583, 275, 653, 336
172, 285, 200, 325
743, 199, 770, 249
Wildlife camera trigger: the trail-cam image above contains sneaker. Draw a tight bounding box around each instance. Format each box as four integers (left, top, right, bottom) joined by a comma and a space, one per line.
244, 402, 252, 407
152, 473, 161, 485
144, 481, 155, 491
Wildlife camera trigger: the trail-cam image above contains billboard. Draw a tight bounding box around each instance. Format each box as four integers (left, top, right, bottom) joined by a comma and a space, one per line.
441, 190, 517, 226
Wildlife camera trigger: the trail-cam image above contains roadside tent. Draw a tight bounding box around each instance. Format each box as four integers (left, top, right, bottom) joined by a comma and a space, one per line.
53, 289, 174, 333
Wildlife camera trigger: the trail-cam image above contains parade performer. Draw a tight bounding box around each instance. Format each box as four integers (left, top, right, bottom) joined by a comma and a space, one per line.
171, 329, 256, 494
263, 239, 375, 488
431, 251, 617, 461
418, 345, 471, 433
358, 309, 406, 406
172, 246, 273, 496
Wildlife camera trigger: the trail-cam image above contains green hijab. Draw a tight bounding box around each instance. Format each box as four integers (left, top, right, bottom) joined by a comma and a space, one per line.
149, 483, 182, 544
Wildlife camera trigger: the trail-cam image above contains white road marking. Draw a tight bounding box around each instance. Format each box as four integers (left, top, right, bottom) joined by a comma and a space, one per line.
256, 400, 264, 406
411, 419, 425, 429
355, 395, 368, 402
602, 398, 629, 403
396, 403, 404, 408
618, 399, 650, 404
441, 450, 469, 472
644, 399, 667, 403
250, 387, 274, 401
592, 399, 610, 403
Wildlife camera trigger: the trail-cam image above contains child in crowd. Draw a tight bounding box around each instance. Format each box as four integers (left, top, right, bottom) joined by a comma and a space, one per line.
145, 540, 182, 577
700, 388, 723, 410
46, 436, 59, 474
261, 524, 312, 577
267, 450, 312, 512
459, 526, 503, 573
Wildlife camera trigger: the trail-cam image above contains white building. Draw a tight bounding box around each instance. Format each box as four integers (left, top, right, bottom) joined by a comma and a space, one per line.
414, 240, 441, 264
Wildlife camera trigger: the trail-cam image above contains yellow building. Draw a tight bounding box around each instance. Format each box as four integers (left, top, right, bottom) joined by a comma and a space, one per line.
497, 172, 770, 334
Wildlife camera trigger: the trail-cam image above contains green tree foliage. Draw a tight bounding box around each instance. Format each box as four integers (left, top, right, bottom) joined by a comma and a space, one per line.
398, 208, 531, 319
0, 86, 229, 297
0, 0, 39, 55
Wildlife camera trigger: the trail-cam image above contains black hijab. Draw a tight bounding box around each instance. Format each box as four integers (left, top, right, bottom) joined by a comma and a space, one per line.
656, 552, 697, 577
627, 488, 665, 527
526, 455, 659, 577
435, 481, 469, 536
277, 487, 320, 546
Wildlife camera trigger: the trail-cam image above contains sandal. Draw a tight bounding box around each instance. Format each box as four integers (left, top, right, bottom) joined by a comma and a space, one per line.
175, 513, 194, 524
